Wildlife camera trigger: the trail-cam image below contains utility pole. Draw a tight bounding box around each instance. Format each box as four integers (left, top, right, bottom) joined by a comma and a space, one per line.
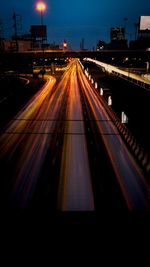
0, 19, 4, 52
36, 2, 47, 71
12, 11, 22, 52
13, 11, 18, 52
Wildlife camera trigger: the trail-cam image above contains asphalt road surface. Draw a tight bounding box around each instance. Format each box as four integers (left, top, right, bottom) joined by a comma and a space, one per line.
0, 59, 150, 217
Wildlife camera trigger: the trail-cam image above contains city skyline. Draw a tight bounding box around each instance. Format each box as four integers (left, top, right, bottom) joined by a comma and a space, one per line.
0, 0, 150, 50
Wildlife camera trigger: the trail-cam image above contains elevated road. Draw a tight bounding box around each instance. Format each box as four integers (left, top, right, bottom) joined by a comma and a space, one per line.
0, 50, 150, 73
84, 58, 150, 90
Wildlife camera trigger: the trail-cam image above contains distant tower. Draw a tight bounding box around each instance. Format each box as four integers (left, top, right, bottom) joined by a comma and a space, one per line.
124, 17, 128, 38
134, 23, 139, 40
80, 38, 84, 50
111, 27, 125, 41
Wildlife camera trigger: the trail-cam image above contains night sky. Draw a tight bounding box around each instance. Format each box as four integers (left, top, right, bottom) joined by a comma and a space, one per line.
0, 0, 150, 50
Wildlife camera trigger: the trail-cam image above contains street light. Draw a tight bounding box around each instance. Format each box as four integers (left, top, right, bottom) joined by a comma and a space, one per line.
36, 1, 47, 72
36, 1, 46, 25
63, 39, 68, 51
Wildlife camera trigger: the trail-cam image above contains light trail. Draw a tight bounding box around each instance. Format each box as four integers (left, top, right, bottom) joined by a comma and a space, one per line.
1, 59, 150, 212
57, 61, 95, 211
84, 58, 150, 86
0, 62, 95, 211
77, 61, 150, 211
0, 74, 68, 207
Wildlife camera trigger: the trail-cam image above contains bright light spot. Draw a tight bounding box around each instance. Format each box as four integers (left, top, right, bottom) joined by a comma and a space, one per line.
36, 2, 46, 12
63, 41, 67, 48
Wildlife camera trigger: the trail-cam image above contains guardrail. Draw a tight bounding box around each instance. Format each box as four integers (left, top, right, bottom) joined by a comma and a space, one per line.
79, 60, 150, 179
84, 58, 150, 91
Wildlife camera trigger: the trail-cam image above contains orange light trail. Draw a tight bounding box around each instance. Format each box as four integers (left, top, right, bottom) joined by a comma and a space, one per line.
77, 61, 150, 211
57, 60, 95, 211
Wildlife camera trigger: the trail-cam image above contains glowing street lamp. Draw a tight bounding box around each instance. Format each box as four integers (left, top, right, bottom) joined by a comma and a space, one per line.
35, 1, 47, 71
36, 2, 46, 25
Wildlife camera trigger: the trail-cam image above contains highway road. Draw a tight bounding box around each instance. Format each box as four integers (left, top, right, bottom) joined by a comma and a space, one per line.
0, 59, 150, 213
